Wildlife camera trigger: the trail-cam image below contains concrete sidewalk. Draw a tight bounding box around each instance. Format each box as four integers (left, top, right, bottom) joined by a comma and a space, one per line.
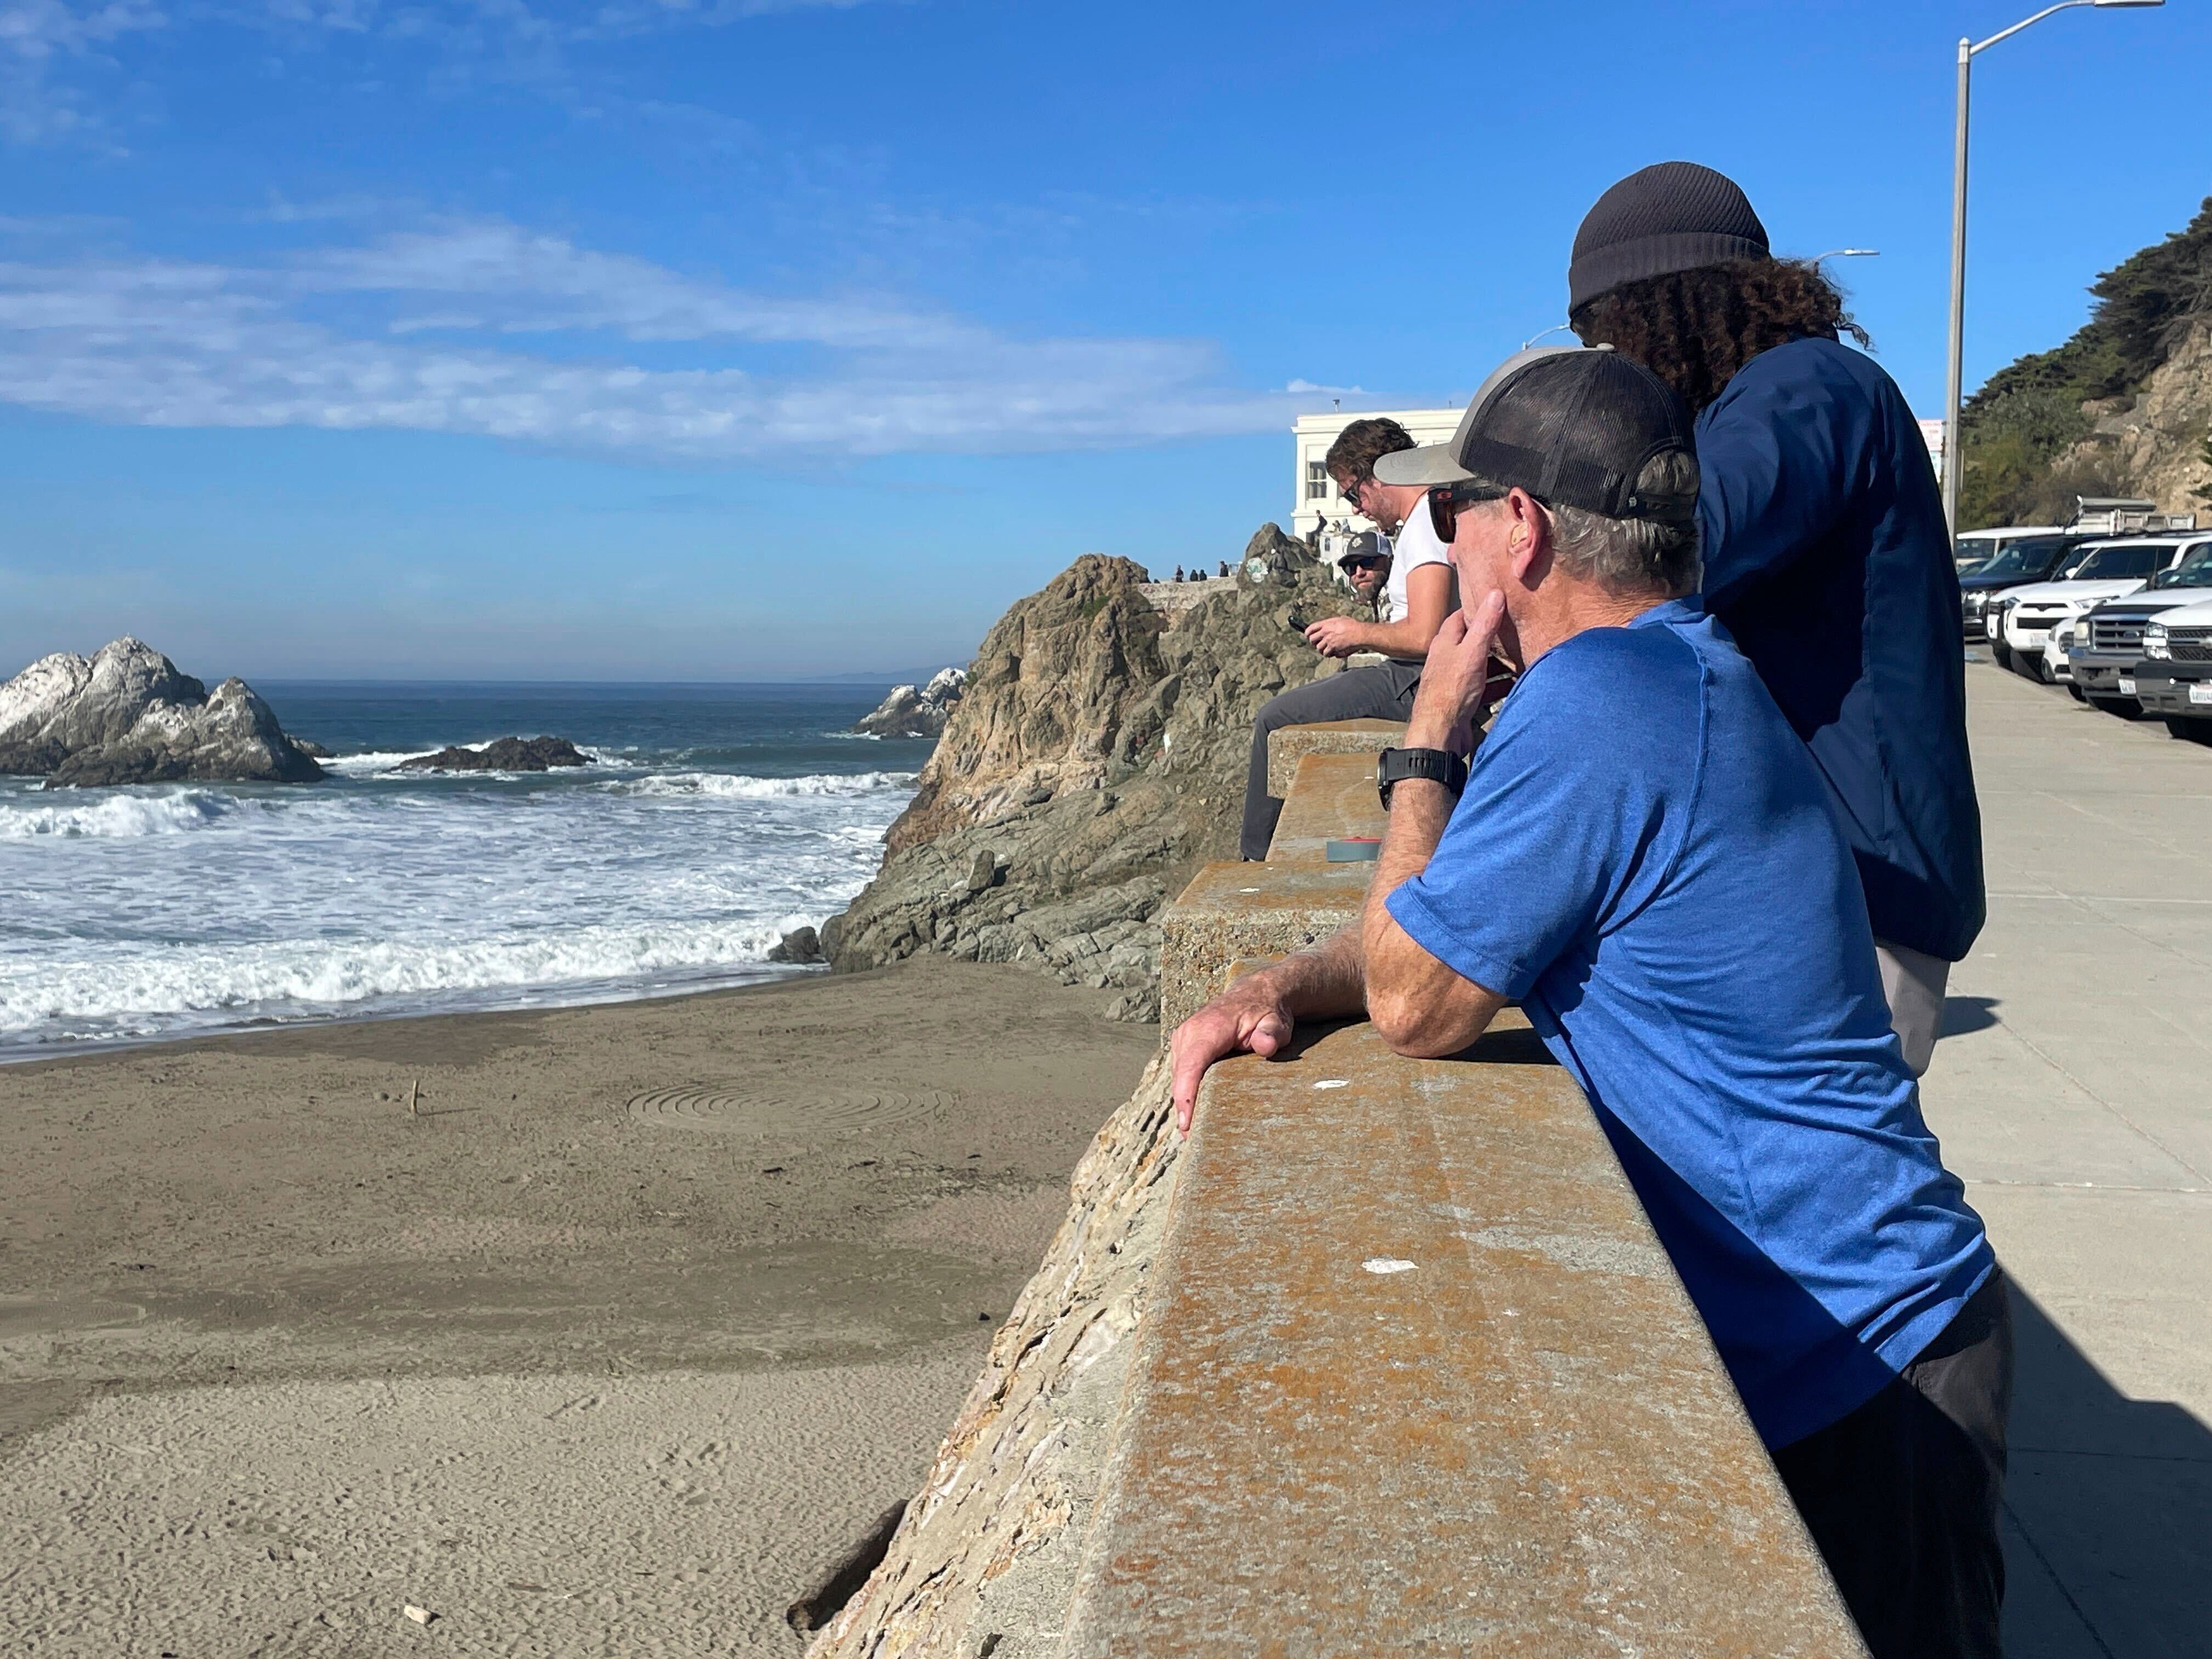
1922, 662, 2211, 1659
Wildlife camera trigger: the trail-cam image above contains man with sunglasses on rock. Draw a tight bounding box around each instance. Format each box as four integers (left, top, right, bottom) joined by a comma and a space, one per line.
1174, 346, 2007, 1659
1238, 417, 1458, 860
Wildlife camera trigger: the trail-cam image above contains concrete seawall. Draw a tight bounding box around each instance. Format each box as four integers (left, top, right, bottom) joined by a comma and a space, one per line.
810, 733, 1867, 1657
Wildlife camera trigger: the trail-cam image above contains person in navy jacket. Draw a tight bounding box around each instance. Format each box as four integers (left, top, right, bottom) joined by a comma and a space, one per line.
1567, 162, 1985, 1079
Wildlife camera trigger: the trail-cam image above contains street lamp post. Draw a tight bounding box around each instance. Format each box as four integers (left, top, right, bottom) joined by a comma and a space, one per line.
1942, 0, 2164, 534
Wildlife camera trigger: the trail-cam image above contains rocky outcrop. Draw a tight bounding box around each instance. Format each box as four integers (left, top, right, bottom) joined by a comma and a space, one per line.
0, 639, 324, 788
823, 527, 1358, 1021
806, 1055, 1182, 1657
855, 668, 968, 738
2071, 318, 2212, 513
395, 736, 591, 772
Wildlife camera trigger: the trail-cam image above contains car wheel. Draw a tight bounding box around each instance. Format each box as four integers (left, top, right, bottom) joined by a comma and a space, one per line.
2034, 651, 2058, 684
2164, 718, 2212, 743
2087, 696, 2144, 719
2067, 683, 2089, 703
1991, 641, 2013, 671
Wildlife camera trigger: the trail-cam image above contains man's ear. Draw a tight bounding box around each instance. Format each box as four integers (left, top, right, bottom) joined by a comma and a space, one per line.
1506, 488, 1550, 588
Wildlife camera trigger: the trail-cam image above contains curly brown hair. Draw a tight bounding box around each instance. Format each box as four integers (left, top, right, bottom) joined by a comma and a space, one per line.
1568, 259, 1872, 415
1323, 416, 1414, 489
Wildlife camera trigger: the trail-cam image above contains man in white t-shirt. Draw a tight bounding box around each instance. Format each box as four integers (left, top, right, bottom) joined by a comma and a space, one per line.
1238, 418, 1459, 859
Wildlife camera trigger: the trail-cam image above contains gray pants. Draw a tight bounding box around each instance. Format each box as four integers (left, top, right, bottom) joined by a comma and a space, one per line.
1240, 660, 1423, 860
1876, 938, 1951, 1078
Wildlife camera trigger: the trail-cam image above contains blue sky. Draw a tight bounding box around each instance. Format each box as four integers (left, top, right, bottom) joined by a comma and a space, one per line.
4, 0, 2207, 680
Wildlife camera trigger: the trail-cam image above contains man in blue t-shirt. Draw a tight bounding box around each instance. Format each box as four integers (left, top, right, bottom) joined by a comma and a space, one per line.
1169, 347, 2011, 1659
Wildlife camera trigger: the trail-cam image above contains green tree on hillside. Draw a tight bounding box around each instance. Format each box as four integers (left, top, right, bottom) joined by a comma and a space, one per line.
1961, 195, 2212, 527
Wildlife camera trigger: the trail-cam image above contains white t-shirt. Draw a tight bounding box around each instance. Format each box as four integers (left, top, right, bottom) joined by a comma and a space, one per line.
1380, 503, 1454, 631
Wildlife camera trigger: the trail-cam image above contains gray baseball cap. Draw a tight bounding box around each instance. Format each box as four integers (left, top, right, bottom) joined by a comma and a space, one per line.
1373, 344, 1699, 525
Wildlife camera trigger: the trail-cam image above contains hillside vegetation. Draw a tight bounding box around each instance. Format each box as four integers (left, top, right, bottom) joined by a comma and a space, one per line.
1961, 195, 2212, 528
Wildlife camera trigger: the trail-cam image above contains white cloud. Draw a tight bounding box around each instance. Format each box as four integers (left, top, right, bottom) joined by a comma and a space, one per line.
0, 219, 1308, 460
0, 0, 165, 143
3, 0, 891, 146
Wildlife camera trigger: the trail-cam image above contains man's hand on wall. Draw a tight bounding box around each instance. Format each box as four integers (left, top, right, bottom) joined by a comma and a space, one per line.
1169, 975, 1296, 1133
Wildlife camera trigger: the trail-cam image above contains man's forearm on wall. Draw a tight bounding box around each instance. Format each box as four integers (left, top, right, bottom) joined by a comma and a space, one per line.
1255, 927, 1368, 1020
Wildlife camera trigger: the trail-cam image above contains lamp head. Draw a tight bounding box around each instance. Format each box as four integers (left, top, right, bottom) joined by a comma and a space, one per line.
2091, 1, 2164, 8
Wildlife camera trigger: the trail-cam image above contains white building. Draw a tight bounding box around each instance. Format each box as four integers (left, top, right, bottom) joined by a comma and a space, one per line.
1291, 408, 1463, 541
1918, 417, 1946, 487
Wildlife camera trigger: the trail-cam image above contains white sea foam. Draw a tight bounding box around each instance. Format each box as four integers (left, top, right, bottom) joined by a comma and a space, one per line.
319, 746, 602, 776
0, 919, 801, 1036
0, 789, 244, 840
0, 758, 917, 1052
608, 770, 918, 799
318, 749, 443, 775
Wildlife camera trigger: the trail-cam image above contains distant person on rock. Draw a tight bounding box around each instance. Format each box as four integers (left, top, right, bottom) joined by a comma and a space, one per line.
1173, 348, 2009, 1659
1218, 560, 1231, 578
1566, 162, 1983, 1079
1237, 417, 1458, 859
1172, 565, 1185, 583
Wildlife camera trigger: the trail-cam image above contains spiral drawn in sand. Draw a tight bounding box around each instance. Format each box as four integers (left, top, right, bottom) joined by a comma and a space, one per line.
627, 1085, 956, 1138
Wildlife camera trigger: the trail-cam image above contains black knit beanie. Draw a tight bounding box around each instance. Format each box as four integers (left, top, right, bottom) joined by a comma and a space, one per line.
1568, 162, 1770, 316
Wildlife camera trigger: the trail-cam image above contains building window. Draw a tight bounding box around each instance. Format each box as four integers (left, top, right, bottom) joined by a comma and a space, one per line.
1306, 459, 1331, 500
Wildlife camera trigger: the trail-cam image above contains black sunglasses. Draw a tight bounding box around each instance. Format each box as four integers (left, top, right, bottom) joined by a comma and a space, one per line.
1338, 473, 1368, 505
1340, 554, 1386, 572
1427, 483, 1505, 545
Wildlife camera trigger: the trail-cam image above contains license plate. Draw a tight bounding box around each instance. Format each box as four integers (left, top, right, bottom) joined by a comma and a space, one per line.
2191, 684, 2212, 706
2120, 677, 2137, 696
2020, 630, 2049, 646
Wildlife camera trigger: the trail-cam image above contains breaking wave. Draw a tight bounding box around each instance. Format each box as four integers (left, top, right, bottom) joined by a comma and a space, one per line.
0, 751, 918, 1052
0, 921, 802, 1039
0, 789, 246, 840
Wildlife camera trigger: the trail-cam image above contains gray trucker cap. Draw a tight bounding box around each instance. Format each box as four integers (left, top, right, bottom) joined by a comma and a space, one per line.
1372, 343, 1699, 525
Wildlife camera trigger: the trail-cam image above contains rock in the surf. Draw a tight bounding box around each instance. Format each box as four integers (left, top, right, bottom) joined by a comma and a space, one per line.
395, 736, 592, 773
767, 926, 823, 965
0, 638, 325, 788
853, 668, 968, 739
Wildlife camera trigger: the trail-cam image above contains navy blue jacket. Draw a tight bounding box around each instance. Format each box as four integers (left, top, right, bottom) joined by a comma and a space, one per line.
1695, 337, 1985, 963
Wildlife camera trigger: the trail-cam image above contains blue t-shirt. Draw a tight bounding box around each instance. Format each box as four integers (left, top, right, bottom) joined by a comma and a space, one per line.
1385, 600, 1993, 1448
1697, 337, 1985, 964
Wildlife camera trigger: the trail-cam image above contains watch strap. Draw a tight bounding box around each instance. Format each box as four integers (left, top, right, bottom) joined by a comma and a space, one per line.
1376, 746, 1468, 809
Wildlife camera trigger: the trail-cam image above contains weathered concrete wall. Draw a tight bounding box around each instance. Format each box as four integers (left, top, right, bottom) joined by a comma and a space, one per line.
814, 733, 1869, 1658
806, 1056, 1182, 1659
1263, 715, 1401, 800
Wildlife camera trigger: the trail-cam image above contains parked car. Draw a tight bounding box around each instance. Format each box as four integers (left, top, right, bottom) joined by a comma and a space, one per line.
2063, 539, 2212, 715
1955, 524, 2064, 577
2133, 595, 2212, 741
1961, 535, 2103, 647
1991, 538, 2200, 680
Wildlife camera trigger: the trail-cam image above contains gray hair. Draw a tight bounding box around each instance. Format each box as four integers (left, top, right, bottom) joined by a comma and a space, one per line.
1541, 448, 1702, 596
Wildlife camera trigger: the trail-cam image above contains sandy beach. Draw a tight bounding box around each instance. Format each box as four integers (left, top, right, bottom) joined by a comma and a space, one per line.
0, 960, 1156, 1656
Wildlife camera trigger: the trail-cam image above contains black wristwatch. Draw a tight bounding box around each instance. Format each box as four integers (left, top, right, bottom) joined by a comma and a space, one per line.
1376, 746, 1468, 810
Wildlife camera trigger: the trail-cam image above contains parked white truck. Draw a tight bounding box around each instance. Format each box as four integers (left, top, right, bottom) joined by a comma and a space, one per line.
2064, 539, 2212, 714
1991, 537, 2204, 681
2132, 594, 2212, 742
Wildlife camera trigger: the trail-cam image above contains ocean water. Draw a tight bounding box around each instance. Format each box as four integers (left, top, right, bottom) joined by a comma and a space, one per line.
0, 682, 935, 1057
